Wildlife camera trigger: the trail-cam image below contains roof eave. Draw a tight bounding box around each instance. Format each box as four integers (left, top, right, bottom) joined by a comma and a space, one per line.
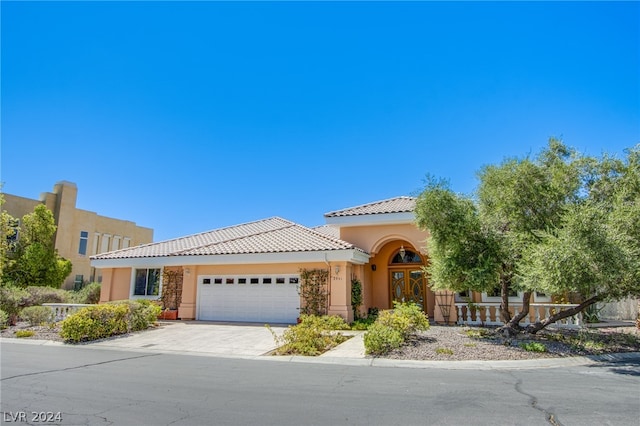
91, 249, 371, 269
324, 212, 416, 227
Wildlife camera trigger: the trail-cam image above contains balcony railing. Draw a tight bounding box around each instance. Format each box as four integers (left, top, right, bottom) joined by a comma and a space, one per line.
454, 303, 583, 328
43, 303, 96, 321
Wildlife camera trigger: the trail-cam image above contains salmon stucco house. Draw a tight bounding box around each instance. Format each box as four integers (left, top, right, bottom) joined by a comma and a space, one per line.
90, 196, 456, 324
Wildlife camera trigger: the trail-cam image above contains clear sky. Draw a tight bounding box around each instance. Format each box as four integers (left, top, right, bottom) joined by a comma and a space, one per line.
2, 1, 638, 243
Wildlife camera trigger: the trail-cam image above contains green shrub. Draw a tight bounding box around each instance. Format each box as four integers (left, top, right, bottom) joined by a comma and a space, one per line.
363, 322, 404, 355
435, 347, 454, 355
60, 300, 160, 343
20, 306, 54, 326
0, 286, 29, 325
269, 314, 349, 356
465, 328, 492, 339
519, 342, 548, 353
363, 302, 430, 355
15, 330, 35, 338
372, 302, 429, 339
391, 301, 430, 336
24, 286, 70, 306
351, 277, 363, 319
115, 299, 162, 331
69, 283, 101, 304
60, 303, 129, 342
0, 309, 8, 329
351, 316, 377, 330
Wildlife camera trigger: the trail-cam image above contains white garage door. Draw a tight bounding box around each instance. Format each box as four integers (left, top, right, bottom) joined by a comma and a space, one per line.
197, 275, 300, 323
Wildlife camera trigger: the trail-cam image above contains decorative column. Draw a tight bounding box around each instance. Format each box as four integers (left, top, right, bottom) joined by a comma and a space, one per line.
327, 262, 354, 323
178, 266, 197, 320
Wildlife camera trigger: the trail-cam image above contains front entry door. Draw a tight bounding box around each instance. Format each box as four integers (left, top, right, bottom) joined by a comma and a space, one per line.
390, 269, 426, 311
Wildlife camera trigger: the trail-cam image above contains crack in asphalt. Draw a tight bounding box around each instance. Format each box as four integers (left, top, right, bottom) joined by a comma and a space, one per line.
511, 374, 564, 426
0, 353, 161, 381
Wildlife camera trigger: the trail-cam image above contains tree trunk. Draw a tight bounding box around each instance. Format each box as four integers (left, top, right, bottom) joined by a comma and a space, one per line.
499, 279, 512, 323
498, 291, 532, 337
525, 294, 604, 334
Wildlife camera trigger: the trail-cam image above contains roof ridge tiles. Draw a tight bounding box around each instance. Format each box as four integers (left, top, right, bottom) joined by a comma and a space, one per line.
171, 217, 296, 255
290, 222, 356, 250
324, 196, 416, 218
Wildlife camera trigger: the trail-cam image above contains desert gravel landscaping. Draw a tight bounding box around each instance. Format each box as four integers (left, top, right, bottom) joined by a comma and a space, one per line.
385, 324, 640, 361
2, 321, 639, 361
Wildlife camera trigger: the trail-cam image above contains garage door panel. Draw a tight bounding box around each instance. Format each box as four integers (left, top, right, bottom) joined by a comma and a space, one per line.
197, 274, 300, 323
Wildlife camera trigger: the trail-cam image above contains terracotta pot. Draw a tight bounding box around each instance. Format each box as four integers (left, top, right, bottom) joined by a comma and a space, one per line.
159, 310, 178, 320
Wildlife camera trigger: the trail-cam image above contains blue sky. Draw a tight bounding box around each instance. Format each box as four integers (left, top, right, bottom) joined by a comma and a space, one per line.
2, 1, 638, 242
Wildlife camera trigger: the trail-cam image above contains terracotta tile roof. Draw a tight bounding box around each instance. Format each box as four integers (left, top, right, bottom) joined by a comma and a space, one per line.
324, 196, 416, 218
312, 225, 341, 239
92, 217, 365, 260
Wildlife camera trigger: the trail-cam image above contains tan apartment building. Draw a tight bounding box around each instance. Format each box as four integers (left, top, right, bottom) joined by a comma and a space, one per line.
3, 181, 153, 289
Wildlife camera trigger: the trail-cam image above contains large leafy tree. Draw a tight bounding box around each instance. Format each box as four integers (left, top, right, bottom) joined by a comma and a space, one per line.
415, 140, 640, 335
0, 192, 19, 285
2, 204, 72, 288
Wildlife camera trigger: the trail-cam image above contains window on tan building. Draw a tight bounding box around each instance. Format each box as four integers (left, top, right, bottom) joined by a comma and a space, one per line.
92, 233, 100, 255
100, 234, 111, 253
74, 274, 84, 290
78, 231, 89, 255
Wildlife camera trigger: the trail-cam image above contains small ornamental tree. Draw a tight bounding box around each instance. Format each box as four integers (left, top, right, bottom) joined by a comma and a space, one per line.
0, 192, 18, 286
415, 140, 640, 335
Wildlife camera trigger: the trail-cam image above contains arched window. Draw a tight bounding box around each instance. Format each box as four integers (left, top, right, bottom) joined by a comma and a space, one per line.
390, 247, 422, 264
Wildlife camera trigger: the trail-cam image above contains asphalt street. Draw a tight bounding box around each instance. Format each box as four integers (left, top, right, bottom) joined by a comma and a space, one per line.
1, 343, 639, 426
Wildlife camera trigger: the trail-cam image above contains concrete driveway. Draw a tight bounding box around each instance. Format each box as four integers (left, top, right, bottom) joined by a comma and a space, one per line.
87, 321, 287, 358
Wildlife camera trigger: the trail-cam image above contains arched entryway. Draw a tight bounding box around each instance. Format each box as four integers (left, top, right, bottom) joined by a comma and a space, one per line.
387, 246, 434, 318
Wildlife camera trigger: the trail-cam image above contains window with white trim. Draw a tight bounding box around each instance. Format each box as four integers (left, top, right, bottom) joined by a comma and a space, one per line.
533, 291, 552, 303
133, 268, 160, 296
481, 285, 521, 302
123, 237, 131, 249
112, 235, 121, 251
454, 289, 472, 302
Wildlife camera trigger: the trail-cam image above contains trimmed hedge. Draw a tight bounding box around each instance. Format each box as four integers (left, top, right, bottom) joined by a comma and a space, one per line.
60, 300, 161, 343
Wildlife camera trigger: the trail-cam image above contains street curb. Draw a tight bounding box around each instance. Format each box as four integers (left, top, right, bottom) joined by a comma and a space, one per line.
2, 337, 639, 370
